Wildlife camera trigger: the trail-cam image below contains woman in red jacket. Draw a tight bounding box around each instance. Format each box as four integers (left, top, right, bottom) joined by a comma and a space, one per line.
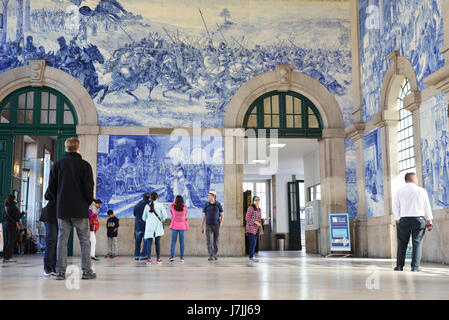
169, 195, 189, 263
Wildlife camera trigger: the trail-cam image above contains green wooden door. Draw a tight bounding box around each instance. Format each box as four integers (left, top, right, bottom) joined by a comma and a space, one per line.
0, 136, 13, 256
288, 181, 302, 250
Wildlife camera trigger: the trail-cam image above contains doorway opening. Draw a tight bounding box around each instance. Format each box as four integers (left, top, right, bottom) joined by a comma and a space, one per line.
241, 90, 323, 254
0, 86, 78, 256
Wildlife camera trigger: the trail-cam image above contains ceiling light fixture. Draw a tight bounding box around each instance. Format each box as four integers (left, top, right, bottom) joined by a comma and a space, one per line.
269, 143, 286, 148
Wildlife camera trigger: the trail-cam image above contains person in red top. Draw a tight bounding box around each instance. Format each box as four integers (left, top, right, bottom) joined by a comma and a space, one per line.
245, 196, 262, 262
169, 195, 189, 263
89, 199, 101, 261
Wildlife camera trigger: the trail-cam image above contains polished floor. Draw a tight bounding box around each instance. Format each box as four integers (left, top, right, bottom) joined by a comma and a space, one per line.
1, 251, 449, 300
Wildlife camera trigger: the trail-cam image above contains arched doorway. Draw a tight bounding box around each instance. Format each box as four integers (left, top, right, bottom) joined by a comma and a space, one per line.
224, 65, 347, 255
0, 61, 98, 256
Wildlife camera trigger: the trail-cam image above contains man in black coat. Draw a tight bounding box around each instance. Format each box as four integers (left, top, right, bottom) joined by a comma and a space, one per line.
48, 137, 96, 280
40, 188, 58, 276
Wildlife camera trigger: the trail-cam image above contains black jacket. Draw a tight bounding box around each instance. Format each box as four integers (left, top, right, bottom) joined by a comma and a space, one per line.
48, 152, 94, 219
2, 204, 25, 231
133, 199, 150, 232
40, 188, 57, 223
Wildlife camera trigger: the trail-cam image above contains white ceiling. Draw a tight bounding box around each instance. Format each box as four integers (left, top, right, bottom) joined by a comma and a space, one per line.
243, 138, 319, 177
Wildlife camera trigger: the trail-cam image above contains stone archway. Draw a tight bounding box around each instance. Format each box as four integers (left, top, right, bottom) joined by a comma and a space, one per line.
0, 60, 99, 184
224, 65, 347, 255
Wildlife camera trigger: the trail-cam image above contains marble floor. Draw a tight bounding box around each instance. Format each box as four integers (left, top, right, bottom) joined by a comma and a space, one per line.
1, 251, 449, 300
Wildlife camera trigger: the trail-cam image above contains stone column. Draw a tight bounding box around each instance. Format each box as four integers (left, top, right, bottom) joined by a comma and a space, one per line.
77, 125, 100, 197
318, 129, 347, 255
404, 91, 423, 182
347, 123, 367, 257
223, 128, 246, 255
371, 110, 399, 257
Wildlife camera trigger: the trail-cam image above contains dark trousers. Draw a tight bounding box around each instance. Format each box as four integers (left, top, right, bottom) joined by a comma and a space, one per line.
248, 233, 258, 259
3, 227, 18, 260
396, 217, 426, 269
44, 222, 58, 273
134, 230, 148, 258
206, 224, 220, 258
147, 236, 161, 260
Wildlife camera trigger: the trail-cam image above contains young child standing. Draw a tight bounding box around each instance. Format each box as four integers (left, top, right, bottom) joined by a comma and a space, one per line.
106, 210, 119, 258
89, 199, 102, 261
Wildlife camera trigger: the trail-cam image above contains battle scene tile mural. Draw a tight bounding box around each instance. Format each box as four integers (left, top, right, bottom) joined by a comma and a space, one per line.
96, 135, 224, 218
0, 0, 353, 128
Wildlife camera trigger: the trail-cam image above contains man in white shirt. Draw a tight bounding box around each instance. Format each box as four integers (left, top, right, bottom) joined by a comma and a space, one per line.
393, 172, 433, 272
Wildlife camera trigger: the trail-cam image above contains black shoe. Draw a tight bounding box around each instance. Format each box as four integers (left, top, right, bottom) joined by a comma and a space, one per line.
213, 257, 218, 261
411, 267, 420, 272
81, 271, 97, 279
139, 257, 148, 261
208, 257, 214, 261
394, 267, 403, 271
91, 256, 100, 261
55, 272, 65, 280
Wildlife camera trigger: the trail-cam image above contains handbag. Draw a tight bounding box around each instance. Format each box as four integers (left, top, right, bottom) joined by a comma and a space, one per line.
258, 225, 264, 235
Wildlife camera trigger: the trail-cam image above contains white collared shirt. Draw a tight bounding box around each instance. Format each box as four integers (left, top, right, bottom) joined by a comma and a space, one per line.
393, 183, 433, 221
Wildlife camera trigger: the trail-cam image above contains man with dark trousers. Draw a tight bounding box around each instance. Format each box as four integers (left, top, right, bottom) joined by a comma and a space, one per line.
49, 137, 96, 280
133, 192, 151, 260
393, 172, 433, 272
201, 190, 224, 261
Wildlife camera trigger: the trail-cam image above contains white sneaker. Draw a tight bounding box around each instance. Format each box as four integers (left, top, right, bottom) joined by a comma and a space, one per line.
43, 271, 52, 276
249, 258, 259, 263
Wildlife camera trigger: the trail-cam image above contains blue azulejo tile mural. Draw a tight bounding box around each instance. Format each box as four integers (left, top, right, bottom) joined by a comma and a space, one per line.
96, 135, 224, 218
0, 0, 353, 128
345, 138, 358, 219
420, 93, 449, 208
359, 0, 445, 122
364, 128, 384, 218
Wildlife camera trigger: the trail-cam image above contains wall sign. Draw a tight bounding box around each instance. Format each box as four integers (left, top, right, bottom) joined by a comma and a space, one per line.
329, 213, 351, 251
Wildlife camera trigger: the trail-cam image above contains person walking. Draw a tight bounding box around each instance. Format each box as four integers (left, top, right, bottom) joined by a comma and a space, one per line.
48, 137, 96, 280
2, 195, 26, 263
39, 188, 57, 276
89, 199, 102, 261
245, 196, 263, 263
133, 193, 151, 260
201, 190, 224, 261
169, 195, 189, 263
106, 210, 119, 258
142, 192, 167, 264
393, 172, 433, 272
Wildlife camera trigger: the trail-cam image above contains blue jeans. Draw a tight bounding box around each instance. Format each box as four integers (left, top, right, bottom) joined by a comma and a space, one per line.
147, 236, 161, 260
248, 233, 258, 259
44, 222, 58, 273
170, 230, 185, 258
134, 231, 148, 258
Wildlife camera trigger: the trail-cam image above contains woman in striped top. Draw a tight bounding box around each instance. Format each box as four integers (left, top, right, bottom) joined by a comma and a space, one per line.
245, 196, 262, 262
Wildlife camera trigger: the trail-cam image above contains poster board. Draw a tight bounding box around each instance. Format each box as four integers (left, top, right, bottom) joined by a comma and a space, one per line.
328, 213, 351, 252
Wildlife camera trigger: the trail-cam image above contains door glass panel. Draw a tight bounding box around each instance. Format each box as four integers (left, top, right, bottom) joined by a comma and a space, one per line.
309, 113, 319, 128
272, 115, 279, 128
25, 110, 33, 123
264, 97, 271, 114
247, 115, 257, 127
49, 110, 57, 124
1, 103, 10, 123
294, 97, 301, 114
264, 115, 271, 127
41, 110, 48, 124
272, 95, 279, 114
294, 115, 302, 128
286, 115, 294, 128
286, 95, 293, 114
64, 110, 74, 125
